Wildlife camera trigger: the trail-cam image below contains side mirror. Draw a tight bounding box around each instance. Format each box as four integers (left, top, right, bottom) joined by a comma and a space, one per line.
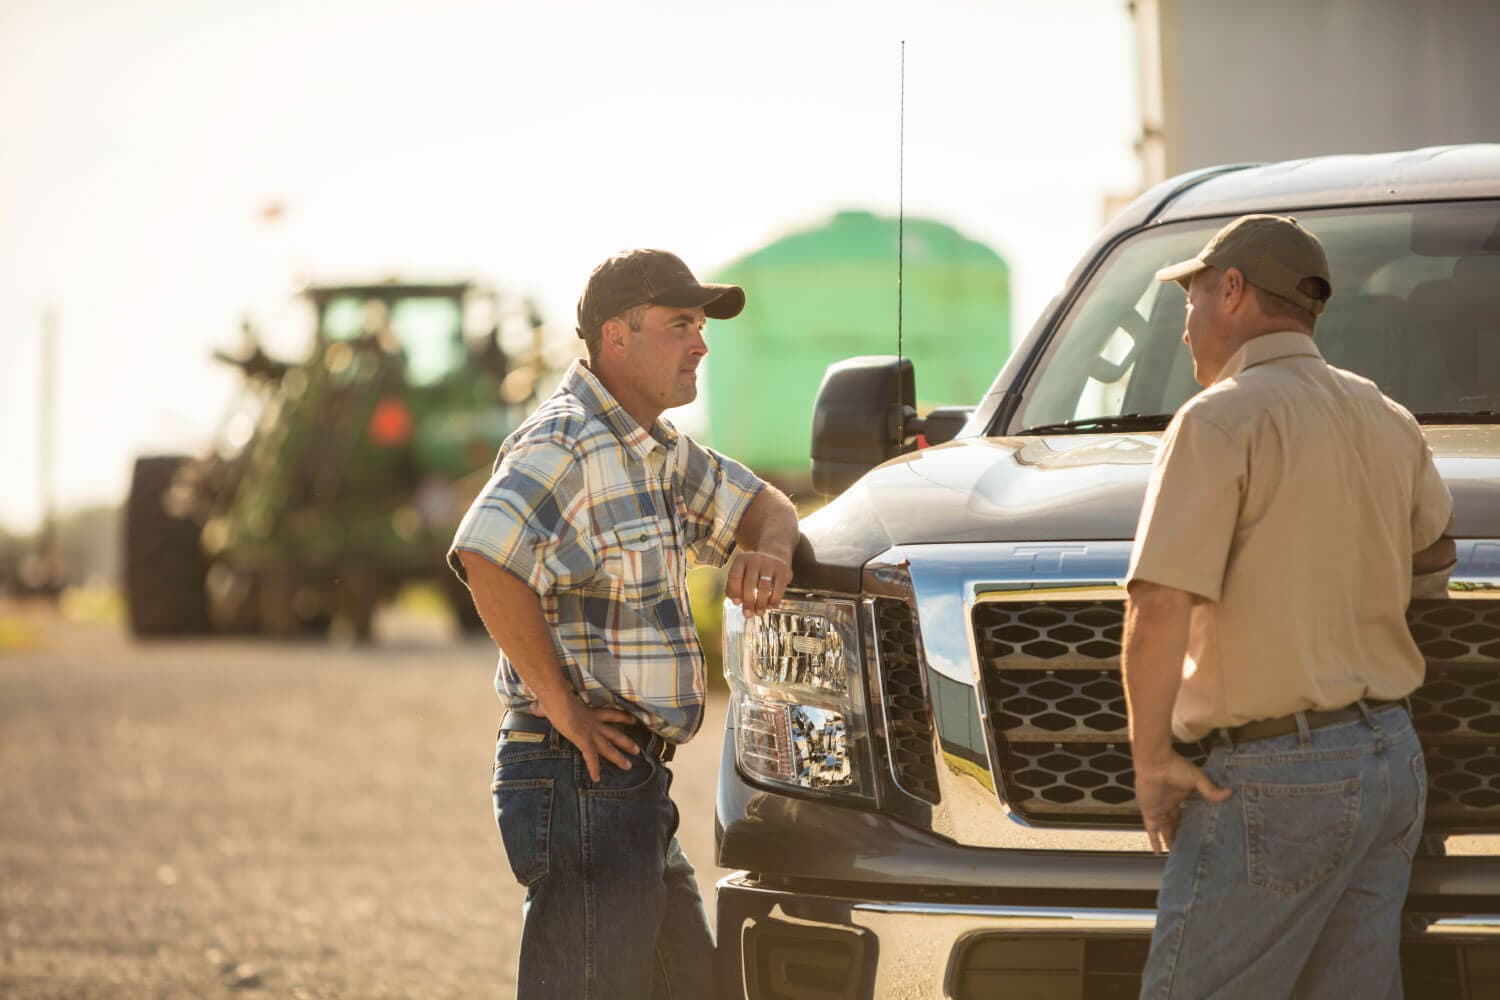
810, 356, 914, 497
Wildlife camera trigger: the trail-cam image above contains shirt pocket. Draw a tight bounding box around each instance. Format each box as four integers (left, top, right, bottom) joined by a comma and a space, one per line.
604, 515, 670, 608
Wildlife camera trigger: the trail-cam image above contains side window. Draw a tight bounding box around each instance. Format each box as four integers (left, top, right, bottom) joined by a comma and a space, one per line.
390, 297, 465, 387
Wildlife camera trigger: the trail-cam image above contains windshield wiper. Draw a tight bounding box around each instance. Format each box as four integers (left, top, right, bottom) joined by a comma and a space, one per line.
1017, 413, 1175, 435
1412, 411, 1500, 424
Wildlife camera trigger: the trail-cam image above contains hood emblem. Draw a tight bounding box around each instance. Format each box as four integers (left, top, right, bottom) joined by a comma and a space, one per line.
1008, 544, 1091, 574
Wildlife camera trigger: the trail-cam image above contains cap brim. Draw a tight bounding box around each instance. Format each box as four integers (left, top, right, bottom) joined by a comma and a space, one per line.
652, 282, 745, 320
1155, 257, 1208, 290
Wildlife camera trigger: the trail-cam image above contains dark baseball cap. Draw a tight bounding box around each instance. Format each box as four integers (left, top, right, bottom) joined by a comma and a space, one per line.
1156, 214, 1333, 316
575, 249, 746, 339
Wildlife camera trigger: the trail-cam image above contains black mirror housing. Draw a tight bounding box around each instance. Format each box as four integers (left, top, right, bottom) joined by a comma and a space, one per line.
810, 356, 914, 497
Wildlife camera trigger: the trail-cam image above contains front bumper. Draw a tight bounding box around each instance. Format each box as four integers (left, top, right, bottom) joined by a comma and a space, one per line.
717, 874, 1500, 1000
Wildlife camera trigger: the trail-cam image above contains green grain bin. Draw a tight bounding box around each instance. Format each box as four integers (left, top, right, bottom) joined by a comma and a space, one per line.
705, 210, 1010, 479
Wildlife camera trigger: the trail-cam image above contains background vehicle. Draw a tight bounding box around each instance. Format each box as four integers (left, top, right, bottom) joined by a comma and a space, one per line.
715, 146, 1500, 998
123, 281, 547, 641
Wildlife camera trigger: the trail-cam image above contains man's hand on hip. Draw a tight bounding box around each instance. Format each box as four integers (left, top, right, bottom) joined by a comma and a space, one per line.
459, 554, 641, 782
1134, 751, 1232, 854
532, 697, 642, 783
1121, 581, 1230, 853
725, 551, 791, 617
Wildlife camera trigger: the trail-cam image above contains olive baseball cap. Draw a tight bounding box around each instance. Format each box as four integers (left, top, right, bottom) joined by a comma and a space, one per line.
575, 249, 745, 338
1156, 214, 1333, 316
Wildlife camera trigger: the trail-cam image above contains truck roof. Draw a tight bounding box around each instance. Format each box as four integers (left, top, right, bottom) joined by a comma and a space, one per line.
1154, 144, 1500, 223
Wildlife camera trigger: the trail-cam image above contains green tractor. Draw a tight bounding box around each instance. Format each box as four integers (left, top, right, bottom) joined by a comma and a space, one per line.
124, 281, 548, 641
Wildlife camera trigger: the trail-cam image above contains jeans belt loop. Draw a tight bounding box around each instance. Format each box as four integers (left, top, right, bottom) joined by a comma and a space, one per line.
1355, 698, 1388, 749
1293, 710, 1312, 747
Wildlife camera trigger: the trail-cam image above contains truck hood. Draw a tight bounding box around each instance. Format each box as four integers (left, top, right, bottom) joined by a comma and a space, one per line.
794, 425, 1500, 593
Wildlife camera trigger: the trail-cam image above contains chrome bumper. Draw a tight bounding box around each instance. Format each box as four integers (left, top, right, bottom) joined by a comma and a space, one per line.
717, 873, 1500, 1000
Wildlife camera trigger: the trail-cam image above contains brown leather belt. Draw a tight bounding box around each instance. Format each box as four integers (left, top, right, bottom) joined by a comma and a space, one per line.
500, 709, 676, 763
1214, 697, 1409, 747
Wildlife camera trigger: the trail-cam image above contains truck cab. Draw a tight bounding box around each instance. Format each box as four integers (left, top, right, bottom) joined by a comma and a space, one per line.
715, 145, 1500, 999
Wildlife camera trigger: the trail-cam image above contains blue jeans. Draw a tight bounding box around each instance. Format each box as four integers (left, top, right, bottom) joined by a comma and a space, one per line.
491, 727, 717, 1000
1142, 704, 1426, 999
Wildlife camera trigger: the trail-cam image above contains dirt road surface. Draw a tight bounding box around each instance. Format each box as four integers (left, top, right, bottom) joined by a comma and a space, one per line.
0, 603, 730, 998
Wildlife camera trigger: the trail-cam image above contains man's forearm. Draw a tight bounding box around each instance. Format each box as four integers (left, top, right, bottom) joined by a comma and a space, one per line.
735, 486, 798, 562
458, 551, 574, 711
1122, 582, 1193, 765
1413, 523, 1456, 576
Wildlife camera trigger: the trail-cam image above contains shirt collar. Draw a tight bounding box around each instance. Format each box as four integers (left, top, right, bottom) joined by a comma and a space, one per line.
560, 359, 679, 460
1215, 331, 1323, 383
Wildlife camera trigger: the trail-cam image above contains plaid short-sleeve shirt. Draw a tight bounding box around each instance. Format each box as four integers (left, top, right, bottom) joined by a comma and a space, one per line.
449, 360, 765, 742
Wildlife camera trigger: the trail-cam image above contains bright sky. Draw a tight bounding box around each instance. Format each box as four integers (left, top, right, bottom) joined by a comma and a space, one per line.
0, 0, 1140, 532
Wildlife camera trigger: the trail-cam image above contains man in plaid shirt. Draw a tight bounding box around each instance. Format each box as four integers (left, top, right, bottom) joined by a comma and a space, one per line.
450, 249, 798, 999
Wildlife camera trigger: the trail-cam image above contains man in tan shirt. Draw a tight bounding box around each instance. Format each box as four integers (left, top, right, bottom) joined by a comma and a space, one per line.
1123, 215, 1454, 996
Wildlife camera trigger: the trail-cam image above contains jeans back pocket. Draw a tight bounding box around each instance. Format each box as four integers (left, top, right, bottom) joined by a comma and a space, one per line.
1244, 777, 1361, 895
492, 778, 553, 887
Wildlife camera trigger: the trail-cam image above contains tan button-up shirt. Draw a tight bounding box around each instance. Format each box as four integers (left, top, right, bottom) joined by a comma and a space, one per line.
1127, 332, 1452, 741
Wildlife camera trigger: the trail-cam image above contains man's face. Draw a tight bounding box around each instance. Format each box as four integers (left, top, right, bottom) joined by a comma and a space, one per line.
618, 303, 709, 414
1182, 268, 1230, 386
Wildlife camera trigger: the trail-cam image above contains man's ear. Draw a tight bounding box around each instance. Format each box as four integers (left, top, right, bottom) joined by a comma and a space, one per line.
600, 316, 628, 356
1221, 267, 1247, 311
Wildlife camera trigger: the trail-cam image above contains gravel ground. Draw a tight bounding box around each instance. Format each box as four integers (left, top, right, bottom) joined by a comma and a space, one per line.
0, 602, 729, 998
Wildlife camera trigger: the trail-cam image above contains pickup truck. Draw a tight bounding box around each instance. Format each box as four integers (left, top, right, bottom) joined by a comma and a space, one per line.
715, 145, 1500, 999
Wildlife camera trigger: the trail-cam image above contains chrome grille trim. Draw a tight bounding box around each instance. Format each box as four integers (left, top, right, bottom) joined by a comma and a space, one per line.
872, 597, 941, 804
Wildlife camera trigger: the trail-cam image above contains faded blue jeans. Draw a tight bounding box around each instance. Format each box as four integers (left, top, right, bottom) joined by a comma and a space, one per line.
1142, 703, 1426, 999
490, 726, 717, 1000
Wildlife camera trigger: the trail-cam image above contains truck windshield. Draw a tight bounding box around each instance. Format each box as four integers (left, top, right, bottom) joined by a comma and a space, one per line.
1015, 200, 1500, 432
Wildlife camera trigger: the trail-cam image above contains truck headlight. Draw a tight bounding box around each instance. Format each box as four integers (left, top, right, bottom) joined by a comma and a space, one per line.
722, 596, 874, 800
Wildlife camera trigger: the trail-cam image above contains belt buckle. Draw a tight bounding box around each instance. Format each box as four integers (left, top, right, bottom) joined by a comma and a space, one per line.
642, 732, 668, 763
635, 727, 674, 763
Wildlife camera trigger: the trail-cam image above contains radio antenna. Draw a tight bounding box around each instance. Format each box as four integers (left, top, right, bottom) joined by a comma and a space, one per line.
897, 40, 905, 390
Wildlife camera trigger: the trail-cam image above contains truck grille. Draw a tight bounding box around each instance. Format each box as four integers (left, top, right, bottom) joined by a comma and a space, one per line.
948, 935, 1500, 998
974, 598, 1500, 828
874, 598, 941, 804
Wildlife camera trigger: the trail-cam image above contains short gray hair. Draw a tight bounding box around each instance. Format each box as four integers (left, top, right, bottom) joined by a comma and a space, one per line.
1251, 282, 1318, 331
584, 303, 649, 360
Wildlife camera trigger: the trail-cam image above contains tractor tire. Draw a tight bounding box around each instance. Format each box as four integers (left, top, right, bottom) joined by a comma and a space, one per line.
123, 455, 210, 636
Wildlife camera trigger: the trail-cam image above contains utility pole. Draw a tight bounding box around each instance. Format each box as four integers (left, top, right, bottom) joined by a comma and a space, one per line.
35, 306, 63, 597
